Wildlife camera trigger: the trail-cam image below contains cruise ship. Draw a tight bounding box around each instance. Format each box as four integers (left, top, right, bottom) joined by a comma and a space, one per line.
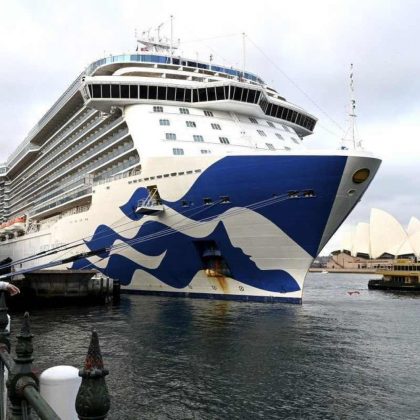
0, 34, 381, 302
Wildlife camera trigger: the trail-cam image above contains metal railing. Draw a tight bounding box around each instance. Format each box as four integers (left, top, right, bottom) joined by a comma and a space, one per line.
0, 292, 110, 419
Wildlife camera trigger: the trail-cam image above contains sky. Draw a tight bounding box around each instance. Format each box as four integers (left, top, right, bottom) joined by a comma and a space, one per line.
0, 0, 418, 254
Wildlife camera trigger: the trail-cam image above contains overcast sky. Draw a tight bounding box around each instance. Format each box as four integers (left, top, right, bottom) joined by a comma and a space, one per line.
0, 0, 418, 254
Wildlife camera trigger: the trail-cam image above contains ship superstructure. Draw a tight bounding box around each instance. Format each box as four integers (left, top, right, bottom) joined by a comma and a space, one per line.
0, 38, 381, 302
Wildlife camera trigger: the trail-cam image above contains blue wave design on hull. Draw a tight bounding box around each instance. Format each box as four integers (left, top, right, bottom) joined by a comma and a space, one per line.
75, 221, 301, 293
74, 155, 348, 293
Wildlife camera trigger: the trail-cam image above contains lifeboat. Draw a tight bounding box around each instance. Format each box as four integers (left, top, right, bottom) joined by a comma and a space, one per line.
11, 216, 26, 232
4, 216, 26, 233
3, 220, 14, 233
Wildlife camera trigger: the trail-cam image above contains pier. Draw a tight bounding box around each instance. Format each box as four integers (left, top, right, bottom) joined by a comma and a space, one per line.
8, 270, 119, 309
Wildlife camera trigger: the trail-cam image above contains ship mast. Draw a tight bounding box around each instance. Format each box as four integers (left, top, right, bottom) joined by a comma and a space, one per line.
342, 63, 362, 150
136, 17, 179, 54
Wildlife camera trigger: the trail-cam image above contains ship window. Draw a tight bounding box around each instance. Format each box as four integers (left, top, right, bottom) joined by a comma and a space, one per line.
257, 130, 267, 137
92, 85, 101, 98
165, 133, 177, 140
193, 135, 204, 142
242, 89, 249, 102
203, 197, 213, 205
179, 107, 189, 114
129, 85, 138, 99
207, 87, 216, 101
140, 85, 148, 99
175, 88, 185, 101
220, 196, 231, 204
102, 85, 111, 98
290, 110, 298, 122
282, 124, 290, 132
249, 117, 258, 124
275, 133, 284, 140
291, 137, 300, 144
198, 88, 207, 102
215, 86, 225, 100
204, 110, 214, 117
173, 148, 184, 155
149, 86, 157, 100
219, 137, 230, 144
201, 149, 211, 154
267, 121, 275, 128
159, 119, 170, 126
234, 87, 243, 101
266, 143, 275, 150
247, 90, 256, 103
184, 90, 192, 102
192, 89, 199, 102
167, 87, 176, 101
153, 106, 163, 113
157, 86, 166, 100
121, 85, 129, 98
186, 121, 196, 128
187, 170, 193, 174
224, 86, 230, 99
111, 85, 120, 98
211, 123, 221, 130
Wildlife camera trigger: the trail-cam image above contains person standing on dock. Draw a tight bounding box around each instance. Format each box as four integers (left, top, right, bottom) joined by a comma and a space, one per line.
0, 281, 20, 295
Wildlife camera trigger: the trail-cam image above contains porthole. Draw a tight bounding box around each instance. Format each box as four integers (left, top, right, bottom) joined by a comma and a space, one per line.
352, 168, 370, 184
347, 189, 356, 196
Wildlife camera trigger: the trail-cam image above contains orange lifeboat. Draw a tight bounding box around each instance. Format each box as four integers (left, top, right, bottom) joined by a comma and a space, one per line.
4, 216, 26, 233
10, 216, 26, 233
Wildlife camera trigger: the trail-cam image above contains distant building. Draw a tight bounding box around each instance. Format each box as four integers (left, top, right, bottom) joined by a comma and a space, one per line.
335, 209, 420, 260
327, 251, 393, 270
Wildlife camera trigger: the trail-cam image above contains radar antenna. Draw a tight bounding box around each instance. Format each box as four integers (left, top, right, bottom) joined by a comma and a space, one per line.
341, 63, 363, 150
136, 16, 180, 56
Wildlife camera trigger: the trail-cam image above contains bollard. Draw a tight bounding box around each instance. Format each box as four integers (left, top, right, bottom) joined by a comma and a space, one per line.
40, 366, 81, 420
75, 330, 110, 420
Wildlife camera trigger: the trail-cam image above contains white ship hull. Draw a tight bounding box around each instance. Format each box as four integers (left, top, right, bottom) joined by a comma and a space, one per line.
0, 152, 380, 303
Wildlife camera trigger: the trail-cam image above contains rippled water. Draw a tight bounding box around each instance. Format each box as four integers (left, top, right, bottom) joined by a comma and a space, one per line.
9, 274, 420, 419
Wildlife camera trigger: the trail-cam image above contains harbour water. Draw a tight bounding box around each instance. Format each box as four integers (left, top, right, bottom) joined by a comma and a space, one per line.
10, 273, 420, 419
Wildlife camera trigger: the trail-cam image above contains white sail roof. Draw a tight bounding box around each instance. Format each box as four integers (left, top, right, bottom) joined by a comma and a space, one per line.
352, 222, 370, 256
407, 217, 420, 236
341, 227, 355, 253
369, 208, 411, 258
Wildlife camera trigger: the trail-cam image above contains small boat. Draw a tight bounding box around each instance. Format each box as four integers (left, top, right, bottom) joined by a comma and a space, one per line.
368, 260, 420, 291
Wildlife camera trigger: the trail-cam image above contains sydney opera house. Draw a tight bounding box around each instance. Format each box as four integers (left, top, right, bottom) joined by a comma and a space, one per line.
327, 209, 420, 270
